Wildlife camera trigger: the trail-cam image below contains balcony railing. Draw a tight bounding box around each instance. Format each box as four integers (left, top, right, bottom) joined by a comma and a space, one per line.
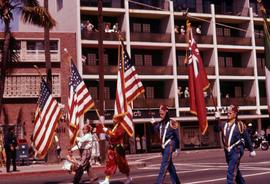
129, 1, 169, 11
257, 68, 265, 76
0, 50, 60, 62
216, 36, 251, 46
177, 66, 215, 75
175, 34, 213, 44
221, 97, 256, 106
83, 65, 118, 75
260, 97, 267, 105
80, 0, 124, 8
81, 31, 122, 41
134, 98, 175, 108
219, 67, 254, 76
130, 32, 171, 43
83, 65, 172, 75
255, 38, 264, 46
179, 98, 217, 107
136, 66, 173, 75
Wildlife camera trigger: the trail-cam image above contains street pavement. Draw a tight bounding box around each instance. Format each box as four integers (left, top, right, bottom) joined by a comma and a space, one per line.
1, 149, 270, 184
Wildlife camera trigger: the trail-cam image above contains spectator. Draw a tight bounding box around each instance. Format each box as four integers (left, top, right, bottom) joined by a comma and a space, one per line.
184, 87, 189, 98
85, 20, 94, 32
175, 25, 179, 34
196, 25, 202, 35
105, 23, 112, 33
266, 126, 270, 143
135, 135, 141, 153
178, 86, 183, 98
82, 55, 87, 65
141, 135, 147, 153
4, 127, 18, 172
112, 23, 119, 32
180, 25, 185, 35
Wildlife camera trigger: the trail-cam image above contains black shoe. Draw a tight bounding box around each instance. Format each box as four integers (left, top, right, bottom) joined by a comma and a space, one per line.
13, 169, 19, 172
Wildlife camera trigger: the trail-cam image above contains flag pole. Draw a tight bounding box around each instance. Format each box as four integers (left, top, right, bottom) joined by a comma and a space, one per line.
64, 48, 105, 127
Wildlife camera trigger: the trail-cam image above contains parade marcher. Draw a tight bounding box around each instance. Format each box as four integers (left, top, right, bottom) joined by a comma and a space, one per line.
63, 148, 78, 175
4, 127, 18, 172
99, 121, 132, 184
216, 104, 256, 184
71, 124, 98, 184
150, 105, 180, 184
91, 127, 101, 166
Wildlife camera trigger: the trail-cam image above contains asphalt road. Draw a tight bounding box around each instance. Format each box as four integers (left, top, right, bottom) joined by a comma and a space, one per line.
1, 149, 270, 184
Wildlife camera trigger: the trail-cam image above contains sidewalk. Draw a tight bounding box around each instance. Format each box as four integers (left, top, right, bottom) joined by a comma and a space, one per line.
0, 154, 148, 178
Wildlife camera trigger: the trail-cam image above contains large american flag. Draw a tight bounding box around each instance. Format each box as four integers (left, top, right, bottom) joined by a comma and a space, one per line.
68, 60, 95, 146
33, 79, 62, 158
114, 42, 144, 136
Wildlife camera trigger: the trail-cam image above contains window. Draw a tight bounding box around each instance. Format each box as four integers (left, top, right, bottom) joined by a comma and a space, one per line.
218, 56, 225, 67
26, 40, 58, 51
146, 87, 154, 99
87, 54, 96, 65
226, 57, 233, 67
144, 55, 152, 66
142, 24, 151, 33
57, 0, 63, 11
135, 54, 143, 66
177, 55, 186, 66
223, 28, 231, 37
216, 27, 231, 37
133, 23, 141, 32
91, 87, 98, 99
104, 54, 109, 65
235, 86, 242, 98
104, 87, 110, 99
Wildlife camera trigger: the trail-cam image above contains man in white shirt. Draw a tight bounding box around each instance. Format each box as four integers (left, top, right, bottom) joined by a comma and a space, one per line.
72, 124, 97, 184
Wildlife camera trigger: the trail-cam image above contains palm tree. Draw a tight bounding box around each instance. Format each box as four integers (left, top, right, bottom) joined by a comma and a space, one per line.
0, 0, 56, 114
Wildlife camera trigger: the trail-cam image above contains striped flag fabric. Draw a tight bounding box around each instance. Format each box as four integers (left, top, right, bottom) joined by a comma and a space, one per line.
68, 60, 95, 146
114, 41, 145, 136
260, 4, 270, 115
186, 22, 210, 135
33, 79, 62, 158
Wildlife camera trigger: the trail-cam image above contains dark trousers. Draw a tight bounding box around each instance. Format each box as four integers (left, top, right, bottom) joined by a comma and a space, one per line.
5, 149, 16, 172
156, 142, 180, 184
225, 146, 246, 184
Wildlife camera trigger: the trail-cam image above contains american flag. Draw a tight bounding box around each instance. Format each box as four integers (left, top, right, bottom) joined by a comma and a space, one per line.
33, 79, 62, 159
68, 61, 95, 146
114, 42, 144, 136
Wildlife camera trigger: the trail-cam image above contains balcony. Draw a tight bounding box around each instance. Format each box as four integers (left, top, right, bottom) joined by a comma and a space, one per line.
255, 38, 264, 46
175, 35, 213, 44
83, 65, 118, 75
219, 67, 254, 76
179, 98, 217, 107
134, 98, 175, 108
80, 0, 123, 8
216, 36, 251, 46
221, 97, 256, 106
129, 1, 169, 11
81, 31, 121, 41
260, 97, 267, 105
130, 32, 171, 43
257, 68, 265, 76
177, 67, 215, 75
83, 65, 172, 75
136, 66, 173, 75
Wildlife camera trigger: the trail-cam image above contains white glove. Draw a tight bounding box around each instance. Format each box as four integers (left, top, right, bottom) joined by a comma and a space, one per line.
250, 150, 256, 157
103, 127, 108, 132
150, 117, 155, 124
215, 111, 221, 119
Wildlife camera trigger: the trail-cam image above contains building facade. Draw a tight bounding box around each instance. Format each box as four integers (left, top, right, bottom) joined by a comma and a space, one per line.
79, 0, 269, 152
0, 0, 78, 153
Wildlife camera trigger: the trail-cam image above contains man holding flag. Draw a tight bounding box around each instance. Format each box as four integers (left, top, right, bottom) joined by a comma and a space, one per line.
99, 38, 144, 184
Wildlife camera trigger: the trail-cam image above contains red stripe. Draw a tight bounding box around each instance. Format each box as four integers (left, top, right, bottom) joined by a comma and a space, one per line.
33, 98, 54, 141
78, 98, 94, 117
126, 86, 145, 103
35, 103, 60, 150
77, 93, 94, 116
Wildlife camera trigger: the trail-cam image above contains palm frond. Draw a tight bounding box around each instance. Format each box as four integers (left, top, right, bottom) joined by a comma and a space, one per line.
22, 6, 56, 29
21, 0, 39, 7
5, 35, 20, 74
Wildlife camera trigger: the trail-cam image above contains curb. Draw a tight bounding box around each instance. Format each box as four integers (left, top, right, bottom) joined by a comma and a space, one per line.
0, 161, 146, 178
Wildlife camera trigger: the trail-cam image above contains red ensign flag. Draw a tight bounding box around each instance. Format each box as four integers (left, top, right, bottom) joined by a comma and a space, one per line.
187, 24, 210, 135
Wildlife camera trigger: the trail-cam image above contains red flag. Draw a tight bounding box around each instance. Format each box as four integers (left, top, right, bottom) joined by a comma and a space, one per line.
114, 41, 145, 136
187, 25, 210, 135
68, 60, 95, 146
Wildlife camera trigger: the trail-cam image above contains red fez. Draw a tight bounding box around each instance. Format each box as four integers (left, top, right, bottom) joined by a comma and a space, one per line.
230, 104, 239, 114
160, 105, 168, 111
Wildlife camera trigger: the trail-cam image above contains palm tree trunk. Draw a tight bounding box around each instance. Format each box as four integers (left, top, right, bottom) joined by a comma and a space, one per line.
44, 0, 52, 90
0, 20, 11, 116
